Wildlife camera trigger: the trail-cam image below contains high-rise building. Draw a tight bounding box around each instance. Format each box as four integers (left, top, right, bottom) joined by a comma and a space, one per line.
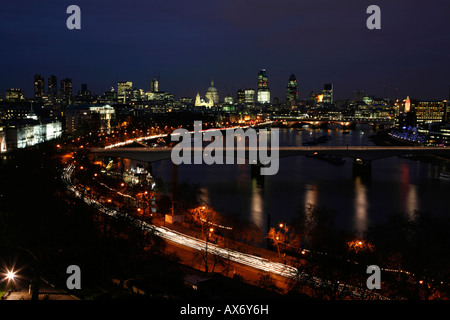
286, 74, 298, 104
244, 89, 255, 104
117, 81, 133, 103
150, 76, 159, 93
48, 75, 57, 96
257, 90, 270, 104
237, 89, 245, 104
257, 69, 268, 89
34, 74, 45, 99
323, 84, 333, 105
224, 96, 233, 105
61, 78, 73, 104
257, 69, 270, 104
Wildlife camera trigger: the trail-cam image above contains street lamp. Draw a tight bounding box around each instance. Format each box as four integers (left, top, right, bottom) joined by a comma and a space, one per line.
3, 269, 17, 292
5, 270, 16, 282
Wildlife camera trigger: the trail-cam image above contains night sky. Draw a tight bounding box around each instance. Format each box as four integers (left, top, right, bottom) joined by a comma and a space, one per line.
1, 0, 449, 101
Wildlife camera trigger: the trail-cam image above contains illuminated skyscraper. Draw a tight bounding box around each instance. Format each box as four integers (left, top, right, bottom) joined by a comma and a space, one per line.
286, 74, 298, 104
237, 89, 245, 103
257, 69, 270, 104
150, 76, 159, 93
34, 74, 45, 99
48, 75, 57, 96
257, 69, 268, 89
323, 84, 333, 105
245, 89, 255, 104
118, 81, 133, 102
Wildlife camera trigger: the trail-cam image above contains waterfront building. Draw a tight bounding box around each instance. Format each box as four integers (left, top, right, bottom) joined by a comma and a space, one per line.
415, 100, 447, 124
4, 119, 62, 150
65, 104, 115, 134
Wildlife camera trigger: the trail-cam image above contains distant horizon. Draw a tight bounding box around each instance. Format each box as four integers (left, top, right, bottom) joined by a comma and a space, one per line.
2, 70, 449, 103
1, 0, 449, 102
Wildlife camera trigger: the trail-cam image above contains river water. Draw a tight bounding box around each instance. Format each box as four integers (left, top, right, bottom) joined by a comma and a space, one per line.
149, 125, 450, 238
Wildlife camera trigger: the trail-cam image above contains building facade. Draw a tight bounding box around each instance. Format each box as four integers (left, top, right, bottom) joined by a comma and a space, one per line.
65, 104, 115, 134
257, 69, 270, 104
4, 120, 62, 149
34, 74, 45, 99
286, 74, 298, 104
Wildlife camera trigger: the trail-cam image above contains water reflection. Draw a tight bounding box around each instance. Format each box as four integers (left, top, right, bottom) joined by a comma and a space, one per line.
250, 178, 264, 230
400, 162, 419, 219
304, 184, 318, 225
353, 176, 369, 236
406, 184, 419, 219
147, 128, 450, 235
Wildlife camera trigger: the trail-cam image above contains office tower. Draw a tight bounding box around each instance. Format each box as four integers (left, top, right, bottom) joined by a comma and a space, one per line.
237, 89, 245, 104
286, 74, 298, 104
257, 69, 270, 104
415, 101, 447, 124
34, 74, 45, 99
150, 76, 159, 93
48, 75, 57, 96
323, 84, 333, 104
61, 78, 73, 104
244, 89, 255, 104
118, 81, 133, 96
224, 96, 233, 105
257, 69, 268, 89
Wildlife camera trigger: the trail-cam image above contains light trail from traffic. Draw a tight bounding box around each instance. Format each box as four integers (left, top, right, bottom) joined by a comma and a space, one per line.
62, 163, 389, 299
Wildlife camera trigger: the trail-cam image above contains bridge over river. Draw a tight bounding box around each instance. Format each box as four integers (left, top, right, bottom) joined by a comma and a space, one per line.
89, 145, 450, 176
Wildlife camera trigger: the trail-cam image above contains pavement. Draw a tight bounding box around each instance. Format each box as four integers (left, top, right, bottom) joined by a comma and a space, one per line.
2, 278, 78, 301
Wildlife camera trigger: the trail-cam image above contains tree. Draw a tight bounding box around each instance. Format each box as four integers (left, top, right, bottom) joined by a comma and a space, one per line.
188, 206, 220, 238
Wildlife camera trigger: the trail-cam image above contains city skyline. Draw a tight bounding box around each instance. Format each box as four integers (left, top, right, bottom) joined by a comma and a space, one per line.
3, 69, 450, 103
0, 0, 449, 101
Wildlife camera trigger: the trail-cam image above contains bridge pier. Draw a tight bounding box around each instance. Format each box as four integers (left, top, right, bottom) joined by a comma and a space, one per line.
352, 158, 372, 178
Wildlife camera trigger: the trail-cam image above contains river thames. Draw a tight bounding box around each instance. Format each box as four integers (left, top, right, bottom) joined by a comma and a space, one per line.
150, 125, 450, 239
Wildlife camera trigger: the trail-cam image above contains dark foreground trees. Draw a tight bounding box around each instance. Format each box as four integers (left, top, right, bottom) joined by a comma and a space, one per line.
0, 143, 182, 299
267, 204, 450, 300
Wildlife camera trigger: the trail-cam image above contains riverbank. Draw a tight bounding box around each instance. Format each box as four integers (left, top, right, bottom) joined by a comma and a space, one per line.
370, 129, 450, 166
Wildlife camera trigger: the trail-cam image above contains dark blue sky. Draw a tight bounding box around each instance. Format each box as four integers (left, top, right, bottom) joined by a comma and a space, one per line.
1, 0, 449, 101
